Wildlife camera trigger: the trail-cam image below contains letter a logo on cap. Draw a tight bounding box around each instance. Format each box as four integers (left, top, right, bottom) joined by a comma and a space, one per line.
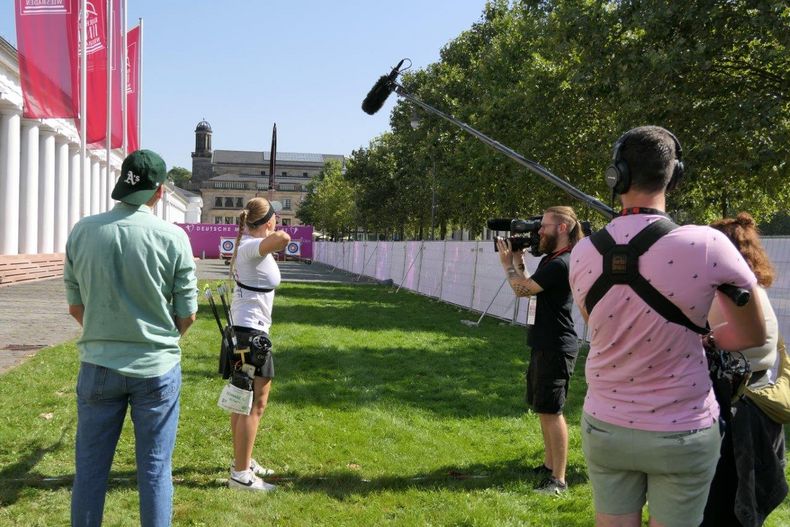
113, 150, 167, 205
124, 170, 140, 185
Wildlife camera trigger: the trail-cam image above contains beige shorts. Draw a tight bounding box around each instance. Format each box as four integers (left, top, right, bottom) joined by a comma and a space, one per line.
581, 412, 721, 527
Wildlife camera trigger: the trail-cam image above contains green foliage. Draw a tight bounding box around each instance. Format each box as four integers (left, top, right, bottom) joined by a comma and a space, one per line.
351, 0, 789, 235
295, 160, 356, 240
167, 166, 192, 187
761, 211, 790, 235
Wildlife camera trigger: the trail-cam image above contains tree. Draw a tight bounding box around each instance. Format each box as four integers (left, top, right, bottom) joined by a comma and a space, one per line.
295, 179, 319, 227
374, 0, 789, 230
297, 161, 356, 240
168, 166, 192, 187
760, 212, 790, 235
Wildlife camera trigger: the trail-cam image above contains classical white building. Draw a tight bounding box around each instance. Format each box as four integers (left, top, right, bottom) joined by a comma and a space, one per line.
0, 36, 201, 258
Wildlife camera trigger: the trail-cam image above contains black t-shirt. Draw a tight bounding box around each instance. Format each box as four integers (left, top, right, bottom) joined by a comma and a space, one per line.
527, 251, 578, 353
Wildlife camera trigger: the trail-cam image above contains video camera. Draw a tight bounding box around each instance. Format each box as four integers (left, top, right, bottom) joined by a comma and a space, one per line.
487, 217, 543, 256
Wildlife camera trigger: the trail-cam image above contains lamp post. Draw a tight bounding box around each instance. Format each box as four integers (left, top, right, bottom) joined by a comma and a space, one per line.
410, 110, 436, 241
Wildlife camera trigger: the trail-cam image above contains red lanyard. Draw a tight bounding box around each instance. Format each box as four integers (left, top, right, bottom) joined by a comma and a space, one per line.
619, 207, 670, 219
539, 246, 571, 267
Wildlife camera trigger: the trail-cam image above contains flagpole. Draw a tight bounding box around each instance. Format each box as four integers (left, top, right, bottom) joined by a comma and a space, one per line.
80, 0, 88, 217
122, 0, 127, 157
138, 17, 143, 148
105, 0, 113, 192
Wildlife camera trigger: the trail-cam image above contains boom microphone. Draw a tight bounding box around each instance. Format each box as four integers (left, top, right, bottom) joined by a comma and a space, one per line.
361, 64, 752, 307
361, 59, 405, 115
486, 218, 514, 231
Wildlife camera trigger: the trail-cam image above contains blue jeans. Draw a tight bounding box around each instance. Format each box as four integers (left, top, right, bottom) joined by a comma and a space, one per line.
71, 362, 181, 527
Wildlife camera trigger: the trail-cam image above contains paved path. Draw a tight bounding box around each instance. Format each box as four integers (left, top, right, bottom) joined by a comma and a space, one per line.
197, 259, 379, 284
0, 259, 377, 374
0, 279, 81, 375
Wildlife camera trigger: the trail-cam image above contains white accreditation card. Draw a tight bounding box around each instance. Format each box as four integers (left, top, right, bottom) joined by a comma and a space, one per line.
527, 296, 537, 325
217, 383, 253, 415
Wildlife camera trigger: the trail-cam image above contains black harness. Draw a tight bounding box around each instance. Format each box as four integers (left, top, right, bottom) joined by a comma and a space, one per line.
586, 212, 755, 420
235, 280, 274, 293
585, 214, 707, 335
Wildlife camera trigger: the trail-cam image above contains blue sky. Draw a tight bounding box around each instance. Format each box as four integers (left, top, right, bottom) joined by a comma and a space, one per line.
0, 1, 489, 170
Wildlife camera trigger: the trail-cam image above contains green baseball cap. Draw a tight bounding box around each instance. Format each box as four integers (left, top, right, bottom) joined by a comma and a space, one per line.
112, 149, 168, 205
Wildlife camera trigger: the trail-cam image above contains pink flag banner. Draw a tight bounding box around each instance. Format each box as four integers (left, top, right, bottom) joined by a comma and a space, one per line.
109, 0, 122, 148
126, 25, 140, 152
80, 0, 108, 145
79, 0, 122, 148
14, 0, 79, 119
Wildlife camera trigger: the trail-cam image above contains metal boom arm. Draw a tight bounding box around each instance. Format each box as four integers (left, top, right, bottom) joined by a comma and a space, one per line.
393, 83, 615, 220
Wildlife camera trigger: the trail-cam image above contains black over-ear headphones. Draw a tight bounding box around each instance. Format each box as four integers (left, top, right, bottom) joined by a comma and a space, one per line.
604, 129, 685, 194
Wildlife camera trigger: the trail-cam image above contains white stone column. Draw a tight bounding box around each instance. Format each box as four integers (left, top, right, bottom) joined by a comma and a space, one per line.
108, 167, 115, 208
81, 155, 91, 217
99, 164, 107, 213
162, 188, 169, 222
38, 129, 56, 253
107, 168, 121, 208
91, 156, 101, 215
54, 137, 70, 252
68, 144, 81, 229
105, 168, 111, 209
0, 109, 21, 255
19, 120, 40, 254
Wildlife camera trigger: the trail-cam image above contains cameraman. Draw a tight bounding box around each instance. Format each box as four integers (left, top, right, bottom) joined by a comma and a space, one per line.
569, 126, 766, 527
497, 205, 583, 495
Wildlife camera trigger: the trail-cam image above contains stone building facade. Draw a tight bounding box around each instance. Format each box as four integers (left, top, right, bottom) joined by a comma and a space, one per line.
188, 120, 344, 226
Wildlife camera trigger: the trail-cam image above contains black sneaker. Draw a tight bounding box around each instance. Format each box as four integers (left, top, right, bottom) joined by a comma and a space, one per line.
534, 476, 567, 495
530, 464, 552, 476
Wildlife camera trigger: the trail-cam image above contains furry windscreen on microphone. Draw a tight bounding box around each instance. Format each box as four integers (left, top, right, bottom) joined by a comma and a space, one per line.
361, 75, 394, 115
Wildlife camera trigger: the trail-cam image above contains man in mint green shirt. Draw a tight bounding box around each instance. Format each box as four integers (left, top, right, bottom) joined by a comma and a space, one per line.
64, 150, 197, 527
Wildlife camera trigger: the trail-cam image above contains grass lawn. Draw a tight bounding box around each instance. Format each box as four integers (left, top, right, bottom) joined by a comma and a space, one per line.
0, 280, 788, 526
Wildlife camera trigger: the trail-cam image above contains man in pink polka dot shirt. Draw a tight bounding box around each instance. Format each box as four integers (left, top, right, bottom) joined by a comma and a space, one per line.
569, 126, 766, 527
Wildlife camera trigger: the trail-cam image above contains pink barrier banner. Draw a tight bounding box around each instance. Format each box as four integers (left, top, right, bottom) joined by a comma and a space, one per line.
278, 225, 314, 260
176, 223, 313, 260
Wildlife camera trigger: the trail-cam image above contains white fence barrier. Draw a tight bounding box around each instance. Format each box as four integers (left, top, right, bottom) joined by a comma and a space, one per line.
315, 238, 790, 343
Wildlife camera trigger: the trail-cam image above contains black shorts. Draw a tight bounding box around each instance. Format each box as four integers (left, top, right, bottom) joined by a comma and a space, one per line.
233, 326, 275, 379
525, 349, 576, 414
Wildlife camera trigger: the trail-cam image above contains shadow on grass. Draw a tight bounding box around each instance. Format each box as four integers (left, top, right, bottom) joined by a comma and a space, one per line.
264, 458, 590, 499
0, 458, 590, 503
0, 424, 71, 506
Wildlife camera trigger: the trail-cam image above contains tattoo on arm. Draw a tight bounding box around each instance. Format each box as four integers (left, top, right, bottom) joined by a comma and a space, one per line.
505, 269, 532, 297
512, 281, 532, 297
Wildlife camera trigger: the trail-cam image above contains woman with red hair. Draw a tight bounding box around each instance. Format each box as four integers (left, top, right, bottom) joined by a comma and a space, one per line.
702, 212, 787, 526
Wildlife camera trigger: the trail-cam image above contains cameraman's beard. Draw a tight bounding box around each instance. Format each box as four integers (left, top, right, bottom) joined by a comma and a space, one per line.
539, 233, 558, 254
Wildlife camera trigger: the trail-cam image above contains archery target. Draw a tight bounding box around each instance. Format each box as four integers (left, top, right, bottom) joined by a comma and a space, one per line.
220, 237, 236, 254
285, 241, 301, 256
